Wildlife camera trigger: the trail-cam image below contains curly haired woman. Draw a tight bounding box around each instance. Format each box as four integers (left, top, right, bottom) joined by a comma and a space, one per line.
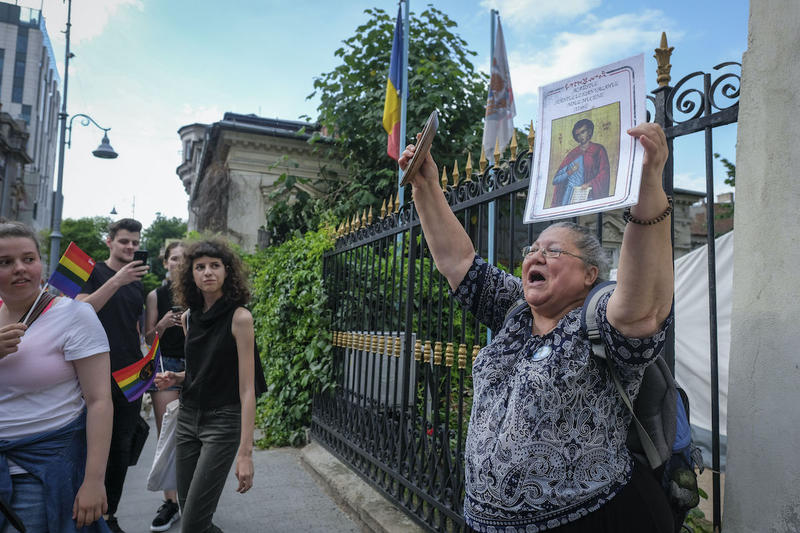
155, 239, 255, 533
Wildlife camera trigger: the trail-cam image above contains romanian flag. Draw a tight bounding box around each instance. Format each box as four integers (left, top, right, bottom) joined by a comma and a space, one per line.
47, 242, 95, 298
112, 336, 161, 402
382, 6, 403, 160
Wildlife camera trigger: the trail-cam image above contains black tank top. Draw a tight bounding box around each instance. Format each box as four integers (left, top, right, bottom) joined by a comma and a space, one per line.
155, 283, 185, 359
181, 299, 240, 409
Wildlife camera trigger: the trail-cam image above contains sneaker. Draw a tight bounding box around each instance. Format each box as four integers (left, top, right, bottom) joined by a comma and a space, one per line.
150, 500, 181, 531
106, 515, 126, 533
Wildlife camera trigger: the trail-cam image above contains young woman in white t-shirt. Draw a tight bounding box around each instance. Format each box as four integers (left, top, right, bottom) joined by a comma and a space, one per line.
0, 221, 113, 532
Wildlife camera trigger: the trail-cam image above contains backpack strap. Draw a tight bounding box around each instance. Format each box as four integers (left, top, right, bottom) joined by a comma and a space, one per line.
581, 281, 664, 469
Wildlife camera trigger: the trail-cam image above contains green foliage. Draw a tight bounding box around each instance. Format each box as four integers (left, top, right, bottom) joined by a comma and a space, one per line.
305, 5, 488, 221
40, 217, 113, 264
248, 224, 337, 446
141, 214, 188, 279
713, 153, 736, 221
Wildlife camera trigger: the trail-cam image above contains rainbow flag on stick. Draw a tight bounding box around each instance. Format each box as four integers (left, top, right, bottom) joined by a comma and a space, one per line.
112, 336, 161, 402
48, 242, 96, 298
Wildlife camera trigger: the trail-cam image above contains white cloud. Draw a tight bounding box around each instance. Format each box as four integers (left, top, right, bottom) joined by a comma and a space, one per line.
510, 10, 672, 97
30, 0, 143, 48
480, 0, 601, 27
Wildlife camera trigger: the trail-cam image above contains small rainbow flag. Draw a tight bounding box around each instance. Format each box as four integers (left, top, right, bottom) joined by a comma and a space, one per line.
48, 242, 96, 298
112, 336, 161, 402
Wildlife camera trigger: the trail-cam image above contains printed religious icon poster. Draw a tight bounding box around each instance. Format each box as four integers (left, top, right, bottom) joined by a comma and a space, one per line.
523, 54, 646, 223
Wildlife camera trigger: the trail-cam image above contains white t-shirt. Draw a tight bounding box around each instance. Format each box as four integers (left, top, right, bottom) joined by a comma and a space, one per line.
0, 297, 110, 440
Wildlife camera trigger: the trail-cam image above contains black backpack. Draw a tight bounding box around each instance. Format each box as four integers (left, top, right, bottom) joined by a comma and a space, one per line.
503, 282, 704, 531
582, 281, 703, 531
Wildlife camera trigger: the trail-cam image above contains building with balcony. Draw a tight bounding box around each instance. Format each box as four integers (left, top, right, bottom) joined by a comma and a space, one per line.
177, 112, 344, 251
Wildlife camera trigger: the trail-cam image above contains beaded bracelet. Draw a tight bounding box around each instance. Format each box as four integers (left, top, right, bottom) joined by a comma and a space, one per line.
623, 196, 673, 225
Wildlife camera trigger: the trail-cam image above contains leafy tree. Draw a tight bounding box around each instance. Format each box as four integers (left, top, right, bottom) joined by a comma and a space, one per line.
713, 153, 736, 221
39, 217, 113, 263
141, 214, 188, 281
302, 5, 488, 221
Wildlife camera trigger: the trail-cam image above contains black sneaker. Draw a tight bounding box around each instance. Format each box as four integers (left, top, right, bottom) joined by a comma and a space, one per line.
106, 515, 126, 533
150, 500, 181, 531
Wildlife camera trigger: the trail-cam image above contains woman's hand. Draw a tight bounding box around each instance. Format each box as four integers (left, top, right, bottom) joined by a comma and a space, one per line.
0, 323, 26, 359
235, 454, 254, 493
398, 133, 439, 190
155, 371, 183, 390
156, 310, 182, 333
628, 122, 669, 190
72, 478, 107, 528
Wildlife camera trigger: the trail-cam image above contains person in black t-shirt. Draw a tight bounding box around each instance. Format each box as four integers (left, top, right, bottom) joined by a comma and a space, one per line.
78, 218, 148, 533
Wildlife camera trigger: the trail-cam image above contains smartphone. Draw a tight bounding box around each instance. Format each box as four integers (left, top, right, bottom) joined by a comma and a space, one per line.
133, 250, 149, 265
171, 306, 184, 314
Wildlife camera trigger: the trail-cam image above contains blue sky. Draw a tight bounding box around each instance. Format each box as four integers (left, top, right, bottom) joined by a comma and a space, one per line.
31, 0, 749, 228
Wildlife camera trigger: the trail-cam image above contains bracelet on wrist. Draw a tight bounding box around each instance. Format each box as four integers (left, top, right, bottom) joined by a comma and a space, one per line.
623, 196, 673, 225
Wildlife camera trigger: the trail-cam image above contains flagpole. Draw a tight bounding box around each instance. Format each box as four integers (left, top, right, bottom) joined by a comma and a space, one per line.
397, 0, 410, 207
486, 9, 498, 344
21, 285, 48, 326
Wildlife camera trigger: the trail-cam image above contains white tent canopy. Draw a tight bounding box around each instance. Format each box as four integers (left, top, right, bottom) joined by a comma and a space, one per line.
674, 231, 733, 468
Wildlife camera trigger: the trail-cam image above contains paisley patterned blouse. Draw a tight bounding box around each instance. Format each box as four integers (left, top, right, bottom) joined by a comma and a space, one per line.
454, 256, 670, 532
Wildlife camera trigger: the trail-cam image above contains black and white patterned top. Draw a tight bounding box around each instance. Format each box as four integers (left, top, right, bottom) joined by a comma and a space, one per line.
454, 256, 670, 532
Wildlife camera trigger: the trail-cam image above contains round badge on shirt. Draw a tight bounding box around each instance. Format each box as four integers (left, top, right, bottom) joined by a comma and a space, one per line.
532, 345, 552, 361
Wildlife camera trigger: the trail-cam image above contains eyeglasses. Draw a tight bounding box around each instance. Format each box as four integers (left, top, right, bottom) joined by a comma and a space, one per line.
521, 245, 590, 263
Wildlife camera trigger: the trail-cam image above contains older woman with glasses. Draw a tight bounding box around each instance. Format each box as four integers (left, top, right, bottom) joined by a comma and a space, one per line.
399, 123, 674, 533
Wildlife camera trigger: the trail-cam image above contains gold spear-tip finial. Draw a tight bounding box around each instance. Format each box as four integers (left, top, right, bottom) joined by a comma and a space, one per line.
393, 193, 399, 213
494, 137, 502, 164
360, 210, 367, 228
655, 32, 674, 87
380, 198, 387, 219
441, 166, 448, 190
465, 153, 473, 181
479, 145, 487, 174
452, 160, 460, 186
368, 206, 373, 225
528, 121, 535, 153
510, 131, 518, 161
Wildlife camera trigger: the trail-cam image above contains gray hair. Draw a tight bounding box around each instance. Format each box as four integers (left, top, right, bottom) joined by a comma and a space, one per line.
546, 221, 608, 280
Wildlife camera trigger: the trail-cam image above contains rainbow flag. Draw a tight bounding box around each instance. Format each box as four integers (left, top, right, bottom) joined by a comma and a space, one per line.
48, 242, 96, 298
112, 336, 161, 402
382, 6, 403, 160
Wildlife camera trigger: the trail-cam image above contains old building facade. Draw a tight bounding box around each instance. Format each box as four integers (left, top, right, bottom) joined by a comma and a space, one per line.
177, 113, 344, 251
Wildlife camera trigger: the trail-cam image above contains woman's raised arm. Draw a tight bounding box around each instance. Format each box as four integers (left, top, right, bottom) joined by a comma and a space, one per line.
398, 137, 475, 290
606, 123, 674, 338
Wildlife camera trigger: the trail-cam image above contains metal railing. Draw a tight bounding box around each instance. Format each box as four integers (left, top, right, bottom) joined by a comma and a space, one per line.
313, 35, 739, 532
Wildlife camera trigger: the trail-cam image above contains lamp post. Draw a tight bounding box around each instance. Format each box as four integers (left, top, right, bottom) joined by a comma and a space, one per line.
49, 0, 118, 274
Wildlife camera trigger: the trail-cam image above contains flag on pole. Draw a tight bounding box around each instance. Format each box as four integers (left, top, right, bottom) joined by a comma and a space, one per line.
482, 19, 516, 159
382, 6, 404, 160
112, 336, 161, 402
47, 242, 96, 298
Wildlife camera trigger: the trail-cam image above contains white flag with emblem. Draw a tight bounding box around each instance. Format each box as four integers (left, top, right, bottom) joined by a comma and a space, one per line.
482, 19, 516, 160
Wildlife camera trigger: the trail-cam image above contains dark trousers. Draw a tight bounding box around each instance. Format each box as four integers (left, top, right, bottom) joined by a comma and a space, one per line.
465, 460, 674, 533
176, 403, 241, 533
105, 389, 142, 515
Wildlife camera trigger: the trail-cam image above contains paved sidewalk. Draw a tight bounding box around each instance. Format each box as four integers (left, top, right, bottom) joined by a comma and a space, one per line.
114, 416, 360, 533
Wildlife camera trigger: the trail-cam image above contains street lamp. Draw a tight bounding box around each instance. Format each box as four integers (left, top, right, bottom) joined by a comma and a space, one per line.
48, 0, 119, 274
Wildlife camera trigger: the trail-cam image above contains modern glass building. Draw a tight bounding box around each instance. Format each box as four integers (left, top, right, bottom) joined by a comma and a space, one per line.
0, 2, 61, 230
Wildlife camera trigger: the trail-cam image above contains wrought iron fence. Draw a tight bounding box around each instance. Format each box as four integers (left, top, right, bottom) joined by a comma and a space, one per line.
312, 34, 739, 532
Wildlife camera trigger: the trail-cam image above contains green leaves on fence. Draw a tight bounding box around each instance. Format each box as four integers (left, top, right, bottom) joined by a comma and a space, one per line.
248, 225, 336, 446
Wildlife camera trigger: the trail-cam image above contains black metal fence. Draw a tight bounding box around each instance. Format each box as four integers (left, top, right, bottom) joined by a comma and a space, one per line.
312, 39, 739, 532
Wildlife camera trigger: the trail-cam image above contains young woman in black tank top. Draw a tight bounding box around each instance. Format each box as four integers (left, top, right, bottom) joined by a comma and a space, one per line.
155, 239, 255, 533
144, 241, 184, 530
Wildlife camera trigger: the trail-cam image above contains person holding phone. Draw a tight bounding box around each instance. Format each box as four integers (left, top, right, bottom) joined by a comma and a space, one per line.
143, 241, 185, 531
77, 218, 149, 533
